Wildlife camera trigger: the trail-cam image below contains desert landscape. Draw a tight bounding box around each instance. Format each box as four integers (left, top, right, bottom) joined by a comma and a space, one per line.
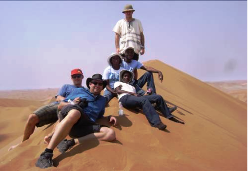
0, 60, 246, 171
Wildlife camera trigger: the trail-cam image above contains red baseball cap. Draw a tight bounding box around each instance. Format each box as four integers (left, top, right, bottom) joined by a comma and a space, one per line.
71, 68, 83, 76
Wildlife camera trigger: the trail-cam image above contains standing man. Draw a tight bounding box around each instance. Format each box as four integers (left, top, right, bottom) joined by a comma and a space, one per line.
113, 4, 145, 61
8, 68, 84, 151
35, 74, 117, 169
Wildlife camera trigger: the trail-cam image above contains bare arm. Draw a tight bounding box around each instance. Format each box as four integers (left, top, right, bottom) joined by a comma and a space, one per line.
140, 65, 163, 82
58, 101, 69, 110
56, 95, 65, 102
140, 32, 145, 55
58, 97, 81, 110
115, 33, 120, 53
115, 85, 139, 97
106, 80, 117, 95
133, 69, 138, 80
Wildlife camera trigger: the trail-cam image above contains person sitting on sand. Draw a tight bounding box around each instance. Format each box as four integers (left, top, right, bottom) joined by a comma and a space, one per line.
121, 46, 163, 96
8, 68, 85, 151
36, 74, 117, 169
102, 53, 125, 104
114, 70, 184, 130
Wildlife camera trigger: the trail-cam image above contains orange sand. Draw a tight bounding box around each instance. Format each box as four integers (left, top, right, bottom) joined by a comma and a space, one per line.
0, 60, 246, 171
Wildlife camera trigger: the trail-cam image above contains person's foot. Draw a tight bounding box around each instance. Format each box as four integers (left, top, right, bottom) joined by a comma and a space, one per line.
57, 139, 75, 153
169, 106, 177, 113
35, 151, 53, 168
8, 143, 21, 151
146, 88, 153, 95
44, 135, 52, 144
154, 122, 167, 130
169, 117, 185, 124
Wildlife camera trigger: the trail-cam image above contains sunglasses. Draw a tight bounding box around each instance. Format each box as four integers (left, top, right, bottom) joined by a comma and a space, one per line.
91, 81, 103, 86
72, 74, 82, 79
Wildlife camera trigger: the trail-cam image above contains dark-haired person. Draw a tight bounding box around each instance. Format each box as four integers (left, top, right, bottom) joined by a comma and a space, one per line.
102, 53, 125, 104
114, 70, 184, 130
8, 68, 84, 151
36, 74, 117, 169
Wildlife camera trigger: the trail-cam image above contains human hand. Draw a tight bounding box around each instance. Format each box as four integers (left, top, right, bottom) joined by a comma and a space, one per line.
116, 48, 120, 54
73, 97, 81, 104
158, 71, 163, 82
109, 116, 117, 126
140, 48, 145, 55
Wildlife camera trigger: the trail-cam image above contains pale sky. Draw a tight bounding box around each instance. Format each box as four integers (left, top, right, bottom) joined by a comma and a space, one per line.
0, 1, 246, 90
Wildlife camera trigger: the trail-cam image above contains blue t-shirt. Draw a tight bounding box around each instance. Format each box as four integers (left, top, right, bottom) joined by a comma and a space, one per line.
57, 84, 78, 98
64, 87, 106, 122
50, 84, 78, 105
102, 66, 125, 88
122, 59, 143, 72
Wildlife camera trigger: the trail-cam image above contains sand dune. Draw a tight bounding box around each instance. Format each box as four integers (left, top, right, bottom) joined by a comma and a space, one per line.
207, 80, 247, 102
0, 60, 246, 171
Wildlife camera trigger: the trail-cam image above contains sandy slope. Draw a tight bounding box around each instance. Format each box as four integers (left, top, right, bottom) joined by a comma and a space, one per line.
207, 80, 247, 103
0, 60, 246, 171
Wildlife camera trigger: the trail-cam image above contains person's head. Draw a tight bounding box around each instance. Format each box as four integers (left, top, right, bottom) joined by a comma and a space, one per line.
122, 4, 135, 19
120, 70, 134, 83
86, 74, 107, 95
71, 68, 84, 87
123, 47, 135, 63
108, 53, 122, 69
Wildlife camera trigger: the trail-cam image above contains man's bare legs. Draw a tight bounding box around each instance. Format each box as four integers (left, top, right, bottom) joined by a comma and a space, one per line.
44, 121, 60, 144
46, 109, 81, 150
56, 124, 116, 153
8, 114, 39, 151
76, 127, 116, 144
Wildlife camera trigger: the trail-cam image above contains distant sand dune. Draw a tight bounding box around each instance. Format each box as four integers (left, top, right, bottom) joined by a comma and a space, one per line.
0, 60, 246, 171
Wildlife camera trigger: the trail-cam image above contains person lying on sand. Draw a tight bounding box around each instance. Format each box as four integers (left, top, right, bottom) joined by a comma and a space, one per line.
114, 70, 184, 131
36, 74, 117, 169
8, 68, 85, 151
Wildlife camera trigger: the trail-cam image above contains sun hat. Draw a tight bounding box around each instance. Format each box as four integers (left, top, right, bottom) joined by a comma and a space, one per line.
119, 70, 134, 83
86, 74, 107, 89
107, 53, 122, 66
122, 4, 135, 13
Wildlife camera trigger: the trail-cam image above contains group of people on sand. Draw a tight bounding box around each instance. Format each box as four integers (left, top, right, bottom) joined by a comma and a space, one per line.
8, 5, 184, 169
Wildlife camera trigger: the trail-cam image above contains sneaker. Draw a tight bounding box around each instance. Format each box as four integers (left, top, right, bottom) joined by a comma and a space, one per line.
155, 122, 167, 130
57, 139, 75, 153
169, 106, 177, 113
35, 151, 53, 168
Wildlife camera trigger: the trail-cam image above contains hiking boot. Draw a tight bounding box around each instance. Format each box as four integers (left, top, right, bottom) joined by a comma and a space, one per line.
155, 122, 167, 130
57, 139, 75, 153
169, 106, 177, 113
35, 151, 53, 168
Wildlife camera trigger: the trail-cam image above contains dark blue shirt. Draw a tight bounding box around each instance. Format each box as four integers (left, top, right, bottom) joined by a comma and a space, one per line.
64, 87, 106, 122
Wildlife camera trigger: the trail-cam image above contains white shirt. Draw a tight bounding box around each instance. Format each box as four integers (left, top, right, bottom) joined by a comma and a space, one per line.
114, 81, 136, 100
113, 18, 144, 54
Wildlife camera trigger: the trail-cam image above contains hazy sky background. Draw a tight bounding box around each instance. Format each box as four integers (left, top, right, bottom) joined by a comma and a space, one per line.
0, 1, 246, 90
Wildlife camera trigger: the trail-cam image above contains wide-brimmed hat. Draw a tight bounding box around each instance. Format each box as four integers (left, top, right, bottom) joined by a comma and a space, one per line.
86, 74, 107, 89
71, 68, 83, 76
122, 4, 135, 13
119, 70, 134, 83
107, 53, 122, 66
